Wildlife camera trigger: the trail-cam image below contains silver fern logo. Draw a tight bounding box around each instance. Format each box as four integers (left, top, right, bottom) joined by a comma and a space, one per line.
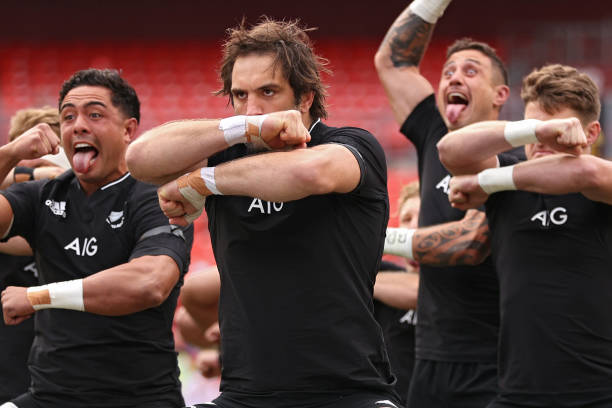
106, 210, 125, 229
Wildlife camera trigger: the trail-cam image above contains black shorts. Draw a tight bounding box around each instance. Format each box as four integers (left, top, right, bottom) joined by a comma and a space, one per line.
487, 391, 612, 408
185, 392, 404, 408
9, 392, 182, 408
406, 359, 497, 408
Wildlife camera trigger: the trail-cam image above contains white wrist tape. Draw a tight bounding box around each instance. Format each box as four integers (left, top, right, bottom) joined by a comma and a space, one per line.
177, 167, 221, 224
219, 115, 247, 146
477, 165, 516, 195
408, 0, 452, 24
384, 227, 416, 260
246, 114, 269, 141
27, 279, 85, 311
504, 119, 541, 147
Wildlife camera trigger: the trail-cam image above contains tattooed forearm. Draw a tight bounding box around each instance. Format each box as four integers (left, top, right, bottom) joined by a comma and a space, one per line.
381, 10, 434, 68
413, 210, 491, 266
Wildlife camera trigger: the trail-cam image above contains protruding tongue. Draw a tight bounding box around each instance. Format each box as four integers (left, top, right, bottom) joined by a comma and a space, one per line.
72, 149, 97, 173
446, 104, 467, 124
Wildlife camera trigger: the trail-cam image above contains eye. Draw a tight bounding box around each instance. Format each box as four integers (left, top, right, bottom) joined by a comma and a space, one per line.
90, 112, 102, 119
233, 91, 247, 100
262, 88, 275, 97
61, 113, 74, 122
443, 68, 455, 78
465, 67, 477, 76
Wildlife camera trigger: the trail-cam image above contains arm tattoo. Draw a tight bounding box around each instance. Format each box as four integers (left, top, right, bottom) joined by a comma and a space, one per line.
414, 210, 491, 266
383, 11, 434, 68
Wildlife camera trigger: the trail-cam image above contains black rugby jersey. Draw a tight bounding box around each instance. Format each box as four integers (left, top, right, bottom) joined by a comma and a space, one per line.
206, 121, 397, 405
400, 94, 499, 362
486, 155, 612, 406
0, 171, 192, 408
0, 254, 37, 401
374, 260, 416, 405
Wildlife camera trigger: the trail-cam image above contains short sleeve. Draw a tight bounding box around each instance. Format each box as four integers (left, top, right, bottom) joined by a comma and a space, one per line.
126, 183, 193, 273
0, 180, 45, 243
324, 127, 388, 200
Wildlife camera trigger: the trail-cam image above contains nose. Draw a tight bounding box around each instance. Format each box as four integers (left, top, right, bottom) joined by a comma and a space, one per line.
245, 96, 264, 116
448, 70, 463, 85
72, 113, 90, 134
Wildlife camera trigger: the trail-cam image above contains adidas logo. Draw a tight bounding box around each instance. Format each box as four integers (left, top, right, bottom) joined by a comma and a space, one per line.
45, 199, 66, 218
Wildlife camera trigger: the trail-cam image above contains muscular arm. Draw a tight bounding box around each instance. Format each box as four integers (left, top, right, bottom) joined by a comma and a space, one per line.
159, 143, 362, 225
82, 255, 180, 315
374, 4, 436, 124
438, 117, 588, 175
514, 154, 612, 205
127, 111, 311, 185
374, 270, 419, 310
385, 209, 490, 266
413, 209, 490, 265
126, 119, 227, 185
0, 236, 33, 256
215, 144, 360, 201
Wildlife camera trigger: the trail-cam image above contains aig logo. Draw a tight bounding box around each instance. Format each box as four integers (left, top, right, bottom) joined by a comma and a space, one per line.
65, 237, 98, 256
531, 207, 568, 227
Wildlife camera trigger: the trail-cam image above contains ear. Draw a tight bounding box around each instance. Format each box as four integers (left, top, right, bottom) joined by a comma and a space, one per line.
124, 118, 139, 143
492, 84, 510, 109
584, 120, 601, 147
298, 91, 315, 114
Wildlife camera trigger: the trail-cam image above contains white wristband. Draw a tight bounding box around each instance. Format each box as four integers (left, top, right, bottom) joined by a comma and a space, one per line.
477, 165, 516, 195
408, 0, 453, 24
219, 115, 247, 146
504, 119, 540, 147
177, 167, 222, 224
27, 279, 85, 311
384, 227, 416, 260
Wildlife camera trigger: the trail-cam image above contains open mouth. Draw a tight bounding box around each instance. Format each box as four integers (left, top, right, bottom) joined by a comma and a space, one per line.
446, 92, 469, 124
72, 143, 99, 173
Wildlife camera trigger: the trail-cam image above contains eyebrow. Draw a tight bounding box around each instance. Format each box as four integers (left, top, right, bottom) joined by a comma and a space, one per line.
231, 83, 281, 94
443, 58, 483, 69
60, 100, 107, 112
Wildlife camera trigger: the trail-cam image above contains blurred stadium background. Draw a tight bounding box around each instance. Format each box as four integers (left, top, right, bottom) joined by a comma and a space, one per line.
1, 0, 611, 271
3, 0, 611, 402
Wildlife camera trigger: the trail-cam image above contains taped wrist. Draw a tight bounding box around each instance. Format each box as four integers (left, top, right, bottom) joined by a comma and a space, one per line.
408, 0, 452, 24
27, 279, 85, 311
177, 167, 221, 223
14, 166, 34, 183
477, 165, 516, 194
384, 227, 416, 260
219, 114, 269, 146
504, 119, 541, 147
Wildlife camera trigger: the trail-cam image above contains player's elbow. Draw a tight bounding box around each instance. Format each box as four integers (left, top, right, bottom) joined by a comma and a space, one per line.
374, 49, 391, 75
125, 142, 147, 181
437, 138, 461, 171
574, 156, 606, 191
291, 155, 337, 196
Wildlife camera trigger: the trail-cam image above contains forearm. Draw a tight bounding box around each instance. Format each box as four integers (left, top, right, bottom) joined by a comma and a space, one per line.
0, 236, 33, 256
81, 255, 179, 315
375, 4, 437, 123
127, 119, 227, 185
374, 272, 419, 310
513, 154, 612, 204
0, 144, 21, 185
437, 121, 509, 174
413, 212, 490, 266
215, 144, 359, 202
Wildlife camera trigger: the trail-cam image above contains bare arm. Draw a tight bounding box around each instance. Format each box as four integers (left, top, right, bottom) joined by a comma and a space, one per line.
127, 111, 310, 185
158, 143, 362, 226
82, 255, 180, 315
375, 5, 436, 124
0, 236, 33, 256
438, 117, 588, 175
385, 209, 490, 266
2, 255, 180, 324
374, 270, 419, 310
414, 209, 490, 265
514, 154, 612, 204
